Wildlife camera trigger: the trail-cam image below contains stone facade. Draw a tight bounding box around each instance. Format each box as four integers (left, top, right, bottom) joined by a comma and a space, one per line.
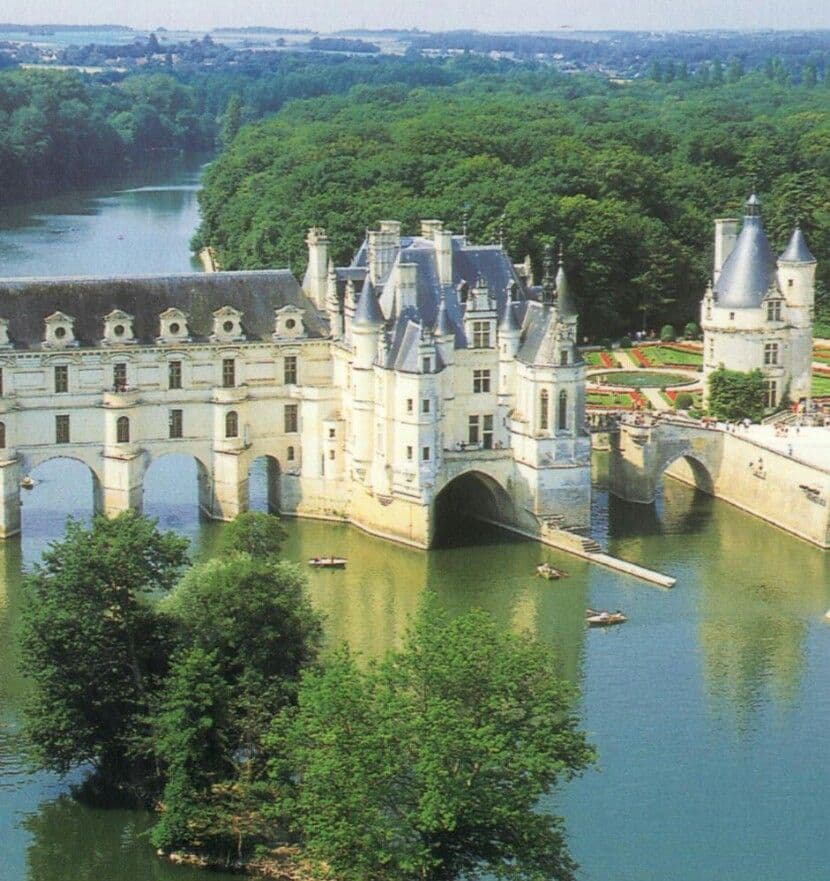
701, 193, 816, 408
0, 222, 592, 545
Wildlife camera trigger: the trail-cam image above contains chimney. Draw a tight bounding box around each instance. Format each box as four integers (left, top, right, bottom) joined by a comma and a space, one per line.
396, 262, 418, 313
368, 221, 400, 283
434, 226, 453, 285
714, 218, 739, 283
303, 227, 329, 309
420, 219, 443, 240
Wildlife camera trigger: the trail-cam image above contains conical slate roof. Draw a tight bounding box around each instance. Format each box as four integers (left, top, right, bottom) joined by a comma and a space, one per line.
499, 300, 520, 332
352, 276, 385, 327
779, 225, 816, 263
713, 197, 776, 309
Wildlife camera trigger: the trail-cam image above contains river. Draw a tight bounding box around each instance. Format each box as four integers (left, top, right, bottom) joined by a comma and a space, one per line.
0, 161, 829, 881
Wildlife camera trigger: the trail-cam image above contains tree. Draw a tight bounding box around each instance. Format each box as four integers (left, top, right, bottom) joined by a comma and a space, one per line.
266, 595, 594, 881
151, 647, 233, 852
660, 324, 676, 342
220, 94, 243, 147
684, 321, 700, 339
707, 368, 767, 421
219, 510, 287, 559
164, 555, 323, 755
20, 513, 189, 781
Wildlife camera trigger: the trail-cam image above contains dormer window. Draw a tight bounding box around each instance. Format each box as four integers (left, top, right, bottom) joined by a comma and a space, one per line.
102, 309, 136, 346
767, 300, 782, 322
44, 312, 77, 348
273, 305, 306, 340
158, 308, 190, 344
212, 306, 245, 342
472, 321, 492, 348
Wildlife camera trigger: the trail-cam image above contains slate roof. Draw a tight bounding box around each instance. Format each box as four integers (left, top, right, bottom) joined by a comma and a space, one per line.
779, 226, 816, 263
0, 270, 325, 348
517, 301, 554, 365
353, 276, 385, 327
713, 215, 777, 310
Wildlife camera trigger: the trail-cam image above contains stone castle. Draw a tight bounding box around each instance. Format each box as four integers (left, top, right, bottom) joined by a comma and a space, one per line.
702, 193, 817, 408
0, 220, 591, 545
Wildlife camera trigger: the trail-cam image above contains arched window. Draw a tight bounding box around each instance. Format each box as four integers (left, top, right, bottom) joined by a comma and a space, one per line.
558, 390, 568, 432
116, 416, 130, 444
225, 410, 239, 439
0, 421, 5, 449
539, 389, 549, 431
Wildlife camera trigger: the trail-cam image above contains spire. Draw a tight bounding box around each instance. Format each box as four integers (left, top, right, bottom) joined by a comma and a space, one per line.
352, 275, 384, 327
555, 246, 576, 318
499, 298, 520, 333
779, 222, 816, 263
541, 243, 556, 306
744, 192, 762, 218
435, 289, 454, 337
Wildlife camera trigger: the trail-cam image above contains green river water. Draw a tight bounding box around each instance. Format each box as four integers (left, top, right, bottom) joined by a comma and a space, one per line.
0, 158, 829, 881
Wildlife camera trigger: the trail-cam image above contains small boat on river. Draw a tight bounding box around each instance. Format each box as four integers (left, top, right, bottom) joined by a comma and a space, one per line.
536, 563, 567, 580
20, 476, 35, 489
586, 608, 627, 627
308, 556, 347, 569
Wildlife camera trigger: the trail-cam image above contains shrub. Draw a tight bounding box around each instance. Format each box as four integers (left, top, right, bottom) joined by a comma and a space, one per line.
660, 324, 676, 342
707, 368, 766, 421
674, 392, 694, 409
600, 338, 612, 349
619, 335, 632, 349
684, 321, 700, 339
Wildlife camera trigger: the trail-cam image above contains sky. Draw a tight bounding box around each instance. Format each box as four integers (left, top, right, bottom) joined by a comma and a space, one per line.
1, 0, 828, 33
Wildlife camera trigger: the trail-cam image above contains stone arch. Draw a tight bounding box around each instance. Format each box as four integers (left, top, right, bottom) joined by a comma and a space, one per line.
247, 454, 281, 514
658, 450, 715, 495
142, 452, 212, 527
20, 455, 105, 541
431, 469, 515, 547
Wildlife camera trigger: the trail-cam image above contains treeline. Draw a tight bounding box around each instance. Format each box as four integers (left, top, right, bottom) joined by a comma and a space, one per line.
196, 69, 830, 337
0, 69, 214, 201
0, 55, 507, 204
20, 512, 592, 880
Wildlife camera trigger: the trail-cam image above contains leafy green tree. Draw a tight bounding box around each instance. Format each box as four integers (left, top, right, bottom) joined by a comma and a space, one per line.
219, 510, 287, 559
220, 94, 243, 147
684, 321, 700, 339
707, 368, 767, 421
20, 513, 188, 781
266, 596, 594, 881
164, 555, 323, 755
151, 647, 233, 852
660, 324, 676, 342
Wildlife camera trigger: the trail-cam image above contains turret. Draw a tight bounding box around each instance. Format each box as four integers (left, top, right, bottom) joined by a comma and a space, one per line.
325, 259, 343, 339
777, 223, 817, 312
555, 247, 576, 321
498, 281, 521, 358
352, 276, 384, 366
303, 227, 329, 309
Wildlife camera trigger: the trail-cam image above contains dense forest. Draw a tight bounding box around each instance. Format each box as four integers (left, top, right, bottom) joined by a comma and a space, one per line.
0, 55, 502, 203
0, 70, 214, 200
196, 69, 830, 336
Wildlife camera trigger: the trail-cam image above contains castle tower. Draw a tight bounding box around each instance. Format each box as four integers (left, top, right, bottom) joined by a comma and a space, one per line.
778, 223, 817, 403
351, 275, 385, 475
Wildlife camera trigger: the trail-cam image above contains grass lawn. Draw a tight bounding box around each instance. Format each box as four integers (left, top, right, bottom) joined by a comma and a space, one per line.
587, 391, 635, 408
641, 345, 702, 367
813, 375, 830, 396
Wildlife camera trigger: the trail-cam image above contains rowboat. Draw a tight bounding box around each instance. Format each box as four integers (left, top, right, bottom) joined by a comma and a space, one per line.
585, 608, 627, 627
308, 556, 347, 569
536, 563, 566, 580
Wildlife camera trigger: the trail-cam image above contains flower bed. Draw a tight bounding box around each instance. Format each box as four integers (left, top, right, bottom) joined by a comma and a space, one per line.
632, 348, 652, 367
599, 351, 617, 368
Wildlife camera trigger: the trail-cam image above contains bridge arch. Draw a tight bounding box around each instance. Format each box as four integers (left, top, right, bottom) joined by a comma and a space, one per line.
20, 456, 104, 546
247, 454, 281, 513
142, 451, 212, 528
658, 450, 715, 495
431, 469, 515, 547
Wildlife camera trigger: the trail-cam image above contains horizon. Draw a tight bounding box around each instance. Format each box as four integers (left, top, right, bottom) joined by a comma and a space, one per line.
1, 0, 828, 36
